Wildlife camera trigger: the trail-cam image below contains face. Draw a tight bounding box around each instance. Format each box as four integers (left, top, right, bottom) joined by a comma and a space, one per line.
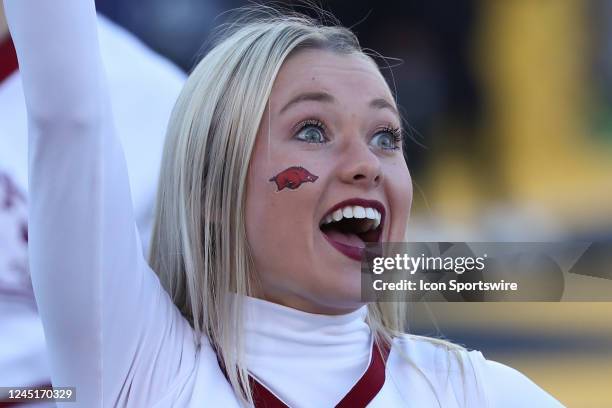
245, 49, 412, 314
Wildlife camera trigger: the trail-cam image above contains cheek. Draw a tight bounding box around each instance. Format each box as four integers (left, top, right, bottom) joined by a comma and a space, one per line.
386, 163, 413, 240
246, 167, 322, 238
245, 158, 276, 252
244, 147, 326, 275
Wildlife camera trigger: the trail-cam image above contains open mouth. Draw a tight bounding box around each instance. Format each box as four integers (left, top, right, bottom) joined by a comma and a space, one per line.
319, 198, 385, 262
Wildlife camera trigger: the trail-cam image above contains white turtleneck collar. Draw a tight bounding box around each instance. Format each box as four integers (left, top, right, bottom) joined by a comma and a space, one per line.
242, 296, 373, 408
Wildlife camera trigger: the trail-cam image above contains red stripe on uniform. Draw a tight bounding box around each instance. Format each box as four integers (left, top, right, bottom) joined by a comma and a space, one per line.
335, 343, 388, 408
0, 36, 19, 83
250, 341, 390, 408
251, 378, 291, 408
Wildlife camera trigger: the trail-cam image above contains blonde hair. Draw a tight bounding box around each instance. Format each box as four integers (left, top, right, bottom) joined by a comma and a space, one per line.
149, 6, 445, 406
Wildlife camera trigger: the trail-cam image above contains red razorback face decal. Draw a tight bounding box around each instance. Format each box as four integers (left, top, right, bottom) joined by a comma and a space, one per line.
269, 166, 319, 191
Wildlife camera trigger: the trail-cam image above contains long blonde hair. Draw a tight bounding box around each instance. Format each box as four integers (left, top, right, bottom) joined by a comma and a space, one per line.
149, 6, 412, 406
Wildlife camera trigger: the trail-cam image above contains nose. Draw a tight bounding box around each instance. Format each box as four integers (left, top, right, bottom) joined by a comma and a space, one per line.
338, 143, 383, 188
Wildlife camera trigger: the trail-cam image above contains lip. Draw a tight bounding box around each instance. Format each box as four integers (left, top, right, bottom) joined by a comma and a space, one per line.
319, 198, 386, 262
323, 237, 365, 262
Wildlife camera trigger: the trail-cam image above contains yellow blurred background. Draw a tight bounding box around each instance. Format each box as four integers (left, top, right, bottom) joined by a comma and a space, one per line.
411, 0, 612, 237
409, 303, 612, 407
408, 2, 612, 406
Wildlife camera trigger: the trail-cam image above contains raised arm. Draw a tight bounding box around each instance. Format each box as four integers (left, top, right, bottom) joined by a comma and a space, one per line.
4, 1, 196, 406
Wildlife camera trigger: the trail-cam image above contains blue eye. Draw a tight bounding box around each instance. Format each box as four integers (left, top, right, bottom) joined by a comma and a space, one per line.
294, 120, 327, 144
370, 127, 402, 150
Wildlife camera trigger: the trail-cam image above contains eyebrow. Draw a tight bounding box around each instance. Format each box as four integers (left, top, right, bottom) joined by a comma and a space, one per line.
370, 98, 399, 115
279, 92, 335, 114
278, 91, 399, 116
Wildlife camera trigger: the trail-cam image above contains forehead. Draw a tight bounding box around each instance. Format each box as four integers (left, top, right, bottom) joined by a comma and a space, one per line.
270, 49, 395, 109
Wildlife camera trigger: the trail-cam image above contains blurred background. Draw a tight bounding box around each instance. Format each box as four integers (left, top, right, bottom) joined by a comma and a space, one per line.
2, 0, 611, 406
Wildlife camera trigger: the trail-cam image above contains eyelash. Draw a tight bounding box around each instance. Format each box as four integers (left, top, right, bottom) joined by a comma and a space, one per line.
375, 126, 403, 150
293, 119, 402, 150
293, 119, 327, 138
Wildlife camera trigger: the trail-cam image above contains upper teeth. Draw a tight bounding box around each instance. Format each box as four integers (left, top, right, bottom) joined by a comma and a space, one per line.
322, 206, 382, 229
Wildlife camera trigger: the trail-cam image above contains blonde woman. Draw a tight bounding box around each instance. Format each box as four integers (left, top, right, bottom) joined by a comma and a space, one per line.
4, 0, 562, 406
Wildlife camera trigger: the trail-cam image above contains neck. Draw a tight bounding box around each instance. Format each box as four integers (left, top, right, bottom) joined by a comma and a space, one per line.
242, 295, 372, 407
256, 292, 366, 316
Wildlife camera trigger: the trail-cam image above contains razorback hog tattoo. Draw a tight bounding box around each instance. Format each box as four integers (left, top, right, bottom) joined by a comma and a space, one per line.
269, 166, 318, 191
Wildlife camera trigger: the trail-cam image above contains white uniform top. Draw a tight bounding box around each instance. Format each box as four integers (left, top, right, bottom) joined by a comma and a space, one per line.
0, 13, 185, 395
240, 296, 563, 408
4, 0, 564, 406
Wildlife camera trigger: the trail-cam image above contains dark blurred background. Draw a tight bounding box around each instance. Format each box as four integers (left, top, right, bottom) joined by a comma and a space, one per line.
96, 1, 612, 405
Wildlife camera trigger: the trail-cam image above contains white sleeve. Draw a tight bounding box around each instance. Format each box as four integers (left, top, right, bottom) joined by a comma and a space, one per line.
4, 1, 197, 407
483, 360, 565, 407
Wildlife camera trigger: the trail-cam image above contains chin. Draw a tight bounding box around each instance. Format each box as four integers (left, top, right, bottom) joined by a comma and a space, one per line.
311, 278, 366, 313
